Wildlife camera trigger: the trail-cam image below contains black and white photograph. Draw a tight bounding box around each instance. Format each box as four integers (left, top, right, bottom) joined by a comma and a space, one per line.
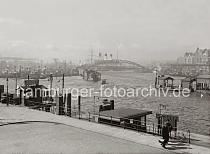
0, 0, 210, 153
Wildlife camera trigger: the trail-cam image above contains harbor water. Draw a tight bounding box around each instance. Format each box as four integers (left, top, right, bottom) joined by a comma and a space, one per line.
1, 71, 210, 136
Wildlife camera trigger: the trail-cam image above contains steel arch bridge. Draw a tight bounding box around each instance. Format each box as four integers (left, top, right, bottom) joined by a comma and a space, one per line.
79, 59, 151, 72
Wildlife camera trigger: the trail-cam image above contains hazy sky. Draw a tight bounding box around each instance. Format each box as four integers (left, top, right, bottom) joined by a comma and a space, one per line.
0, 0, 209, 63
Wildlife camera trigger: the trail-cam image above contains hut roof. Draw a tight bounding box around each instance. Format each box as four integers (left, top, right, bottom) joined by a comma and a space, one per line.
159, 75, 186, 81
19, 84, 47, 90
99, 108, 152, 119
197, 75, 210, 79
158, 76, 174, 80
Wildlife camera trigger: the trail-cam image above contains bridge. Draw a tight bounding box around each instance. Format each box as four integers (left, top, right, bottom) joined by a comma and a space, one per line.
79, 59, 151, 72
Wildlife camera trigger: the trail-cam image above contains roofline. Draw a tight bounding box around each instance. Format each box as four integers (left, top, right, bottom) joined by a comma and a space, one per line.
125, 111, 153, 118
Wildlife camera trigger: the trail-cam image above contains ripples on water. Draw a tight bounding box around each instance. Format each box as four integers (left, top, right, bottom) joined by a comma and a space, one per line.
1, 71, 210, 136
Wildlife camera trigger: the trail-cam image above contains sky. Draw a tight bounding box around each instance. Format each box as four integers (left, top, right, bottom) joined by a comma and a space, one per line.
0, 0, 210, 64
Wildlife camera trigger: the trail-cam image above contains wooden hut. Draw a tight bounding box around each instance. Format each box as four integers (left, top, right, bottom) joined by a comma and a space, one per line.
158, 75, 186, 90
97, 108, 152, 132
181, 77, 196, 92
196, 75, 210, 91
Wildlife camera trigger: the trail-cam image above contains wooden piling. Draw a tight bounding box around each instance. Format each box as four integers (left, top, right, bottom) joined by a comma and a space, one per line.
58, 96, 64, 115
19, 89, 22, 104
62, 74, 64, 95
67, 93, 71, 117
0, 89, 1, 101
110, 100, 114, 110
20, 89, 25, 106
78, 95, 81, 119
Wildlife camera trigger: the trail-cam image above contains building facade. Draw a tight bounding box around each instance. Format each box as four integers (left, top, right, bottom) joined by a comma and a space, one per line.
174, 48, 210, 75
177, 48, 210, 65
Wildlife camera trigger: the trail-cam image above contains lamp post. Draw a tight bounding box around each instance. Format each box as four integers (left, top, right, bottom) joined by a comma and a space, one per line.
15, 71, 17, 95
93, 96, 96, 114
49, 73, 53, 101
61, 73, 64, 96
6, 68, 9, 106
27, 74, 30, 86
154, 69, 158, 88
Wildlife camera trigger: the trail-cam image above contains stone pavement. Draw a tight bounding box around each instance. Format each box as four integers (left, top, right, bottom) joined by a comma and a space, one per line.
0, 104, 209, 154
0, 121, 171, 154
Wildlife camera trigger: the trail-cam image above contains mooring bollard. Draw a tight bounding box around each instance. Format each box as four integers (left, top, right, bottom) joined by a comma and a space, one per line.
110, 100, 114, 110
67, 93, 71, 117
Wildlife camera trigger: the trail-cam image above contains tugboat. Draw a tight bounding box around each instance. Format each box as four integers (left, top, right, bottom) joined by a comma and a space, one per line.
101, 79, 107, 85
83, 69, 101, 82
